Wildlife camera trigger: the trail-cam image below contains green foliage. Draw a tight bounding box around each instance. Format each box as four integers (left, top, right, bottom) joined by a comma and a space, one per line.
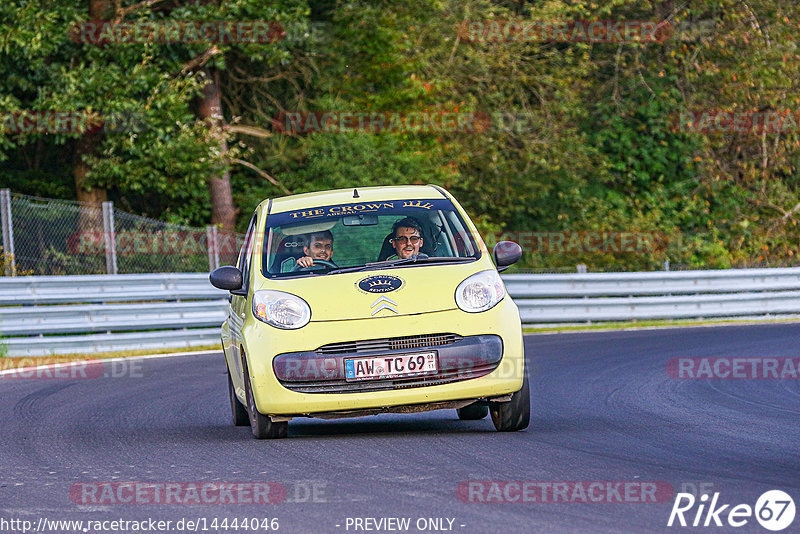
4, 0, 800, 269
0, 0, 309, 226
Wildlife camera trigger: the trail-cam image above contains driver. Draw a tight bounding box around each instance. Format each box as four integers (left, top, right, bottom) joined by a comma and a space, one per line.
389, 217, 425, 260
297, 230, 336, 268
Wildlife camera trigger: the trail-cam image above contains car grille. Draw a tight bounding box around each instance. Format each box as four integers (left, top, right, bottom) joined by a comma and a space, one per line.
281, 361, 499, 394
275, 334, 503, 394
315, 333, 462, 355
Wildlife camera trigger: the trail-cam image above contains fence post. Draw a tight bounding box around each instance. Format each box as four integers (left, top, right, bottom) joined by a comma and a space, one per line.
0, 189, 15, 276
213, 226, 220, 270
206, 225, 219, 271
102, 201, 118, 275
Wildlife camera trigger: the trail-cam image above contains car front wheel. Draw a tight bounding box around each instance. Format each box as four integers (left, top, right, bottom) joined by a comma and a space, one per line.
489, 365, 530, 432
242, 353, 288, 439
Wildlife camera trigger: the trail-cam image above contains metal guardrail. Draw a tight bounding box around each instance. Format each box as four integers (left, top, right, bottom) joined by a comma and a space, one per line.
503, 268, 800, 297
0, 273, 221, 305
3, 329, 223, 356
1, 273, 226, 356
505, 267, 800, 324
3, 268, 800, 356
0, 301, 228, 336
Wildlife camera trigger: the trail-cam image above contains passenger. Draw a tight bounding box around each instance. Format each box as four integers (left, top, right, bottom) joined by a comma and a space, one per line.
389, 218, 424, 259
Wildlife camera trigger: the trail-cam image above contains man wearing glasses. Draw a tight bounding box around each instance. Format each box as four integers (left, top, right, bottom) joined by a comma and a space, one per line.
389, 217, 426, 259
297, 230, 336, 268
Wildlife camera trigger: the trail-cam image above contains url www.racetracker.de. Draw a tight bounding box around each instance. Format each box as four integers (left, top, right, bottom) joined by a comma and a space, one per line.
0, 517, 280, 533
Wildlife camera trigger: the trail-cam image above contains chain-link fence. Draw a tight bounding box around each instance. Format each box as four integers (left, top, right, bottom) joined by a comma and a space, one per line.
1, 189, 243, 276
6, 188, 796, 277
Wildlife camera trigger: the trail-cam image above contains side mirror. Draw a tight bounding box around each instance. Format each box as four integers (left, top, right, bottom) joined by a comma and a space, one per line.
493, 241, 522, 272
210, 266, 243, 292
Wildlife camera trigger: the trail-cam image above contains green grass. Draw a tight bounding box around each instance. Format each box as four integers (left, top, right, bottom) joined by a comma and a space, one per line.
523, 317, 800, 334
0, 343, 221, 370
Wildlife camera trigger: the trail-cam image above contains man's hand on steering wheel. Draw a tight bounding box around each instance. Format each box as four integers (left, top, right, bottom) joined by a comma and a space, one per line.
291, 257, 337, 271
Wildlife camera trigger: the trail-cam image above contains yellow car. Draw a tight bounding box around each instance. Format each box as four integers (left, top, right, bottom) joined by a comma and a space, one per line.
211, 185, 528, 438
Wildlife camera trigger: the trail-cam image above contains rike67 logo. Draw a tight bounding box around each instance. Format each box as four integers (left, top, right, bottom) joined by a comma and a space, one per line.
668, 490, 796, 531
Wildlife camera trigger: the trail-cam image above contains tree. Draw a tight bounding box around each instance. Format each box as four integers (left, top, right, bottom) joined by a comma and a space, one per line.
0, 0, 306, 229
73, 0, 112, 211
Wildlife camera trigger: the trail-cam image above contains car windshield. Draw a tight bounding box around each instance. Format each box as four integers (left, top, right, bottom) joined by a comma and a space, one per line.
261, 198, 481, 277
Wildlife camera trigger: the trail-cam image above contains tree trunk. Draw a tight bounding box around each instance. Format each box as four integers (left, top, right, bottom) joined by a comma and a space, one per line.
198, 68, 237, 231
75, 130, 106, 233
89, 0, 112, 18
75, 0, 111, 228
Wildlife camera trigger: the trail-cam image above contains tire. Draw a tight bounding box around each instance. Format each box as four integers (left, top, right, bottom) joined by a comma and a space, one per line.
242, 354, 288, 439
228, 368, 249, 427
457, 402, 489, 420
489, 366, 530, 432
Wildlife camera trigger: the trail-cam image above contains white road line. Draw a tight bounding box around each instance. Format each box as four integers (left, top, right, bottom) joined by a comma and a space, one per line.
524, 317, 800, 336
0, 349, 221, 377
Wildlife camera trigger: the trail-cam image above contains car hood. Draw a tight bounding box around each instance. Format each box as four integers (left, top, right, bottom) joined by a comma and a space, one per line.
256, 261, 490, 322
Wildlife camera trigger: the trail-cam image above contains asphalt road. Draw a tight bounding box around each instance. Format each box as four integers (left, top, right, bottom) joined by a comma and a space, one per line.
1, 323, 799, 534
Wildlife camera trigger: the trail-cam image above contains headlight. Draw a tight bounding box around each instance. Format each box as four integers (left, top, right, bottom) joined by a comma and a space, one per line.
455, 270, 506, 313
252, 290, 311, 329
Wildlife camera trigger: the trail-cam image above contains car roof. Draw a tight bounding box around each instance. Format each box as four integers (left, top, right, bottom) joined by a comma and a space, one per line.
261, 185, 449, 214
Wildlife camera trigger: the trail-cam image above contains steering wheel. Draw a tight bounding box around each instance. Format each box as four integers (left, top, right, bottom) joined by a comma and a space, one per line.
291, 258, 338, 272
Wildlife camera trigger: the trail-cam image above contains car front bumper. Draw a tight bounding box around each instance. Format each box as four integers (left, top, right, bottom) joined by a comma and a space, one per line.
238, 300, 525, 417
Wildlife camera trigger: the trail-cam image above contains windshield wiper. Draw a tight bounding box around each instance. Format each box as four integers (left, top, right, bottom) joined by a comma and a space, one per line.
270, 269, 328, 279
380, 256, 475, 267
326, 256, 475, 275
325, 265, 375, 275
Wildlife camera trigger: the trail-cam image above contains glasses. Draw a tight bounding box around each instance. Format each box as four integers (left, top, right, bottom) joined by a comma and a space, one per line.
392, 235, 421, 245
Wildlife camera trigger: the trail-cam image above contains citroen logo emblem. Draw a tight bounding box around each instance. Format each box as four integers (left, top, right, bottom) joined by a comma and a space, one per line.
370, 296, 398, 316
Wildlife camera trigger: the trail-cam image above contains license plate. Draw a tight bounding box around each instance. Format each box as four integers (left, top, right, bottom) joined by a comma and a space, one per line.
344, 352, 438, 381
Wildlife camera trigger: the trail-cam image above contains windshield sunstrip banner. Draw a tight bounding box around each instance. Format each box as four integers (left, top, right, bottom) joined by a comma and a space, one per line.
268, 199, 455, 226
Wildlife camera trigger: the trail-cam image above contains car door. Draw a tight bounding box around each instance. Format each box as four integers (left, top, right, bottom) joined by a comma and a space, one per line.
229, 213, 257, 384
